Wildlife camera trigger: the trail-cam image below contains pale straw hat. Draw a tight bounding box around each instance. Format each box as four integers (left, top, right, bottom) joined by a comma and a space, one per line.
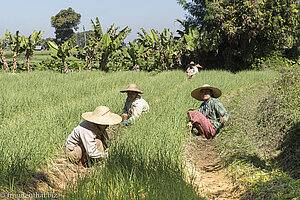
120, 83, 144, 94
188, 61, 203, 68
188, 61, 195, 67
191, 84, 222, 101
82, 106, 122, 125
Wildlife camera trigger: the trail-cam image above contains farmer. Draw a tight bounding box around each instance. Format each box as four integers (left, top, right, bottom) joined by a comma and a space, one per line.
120, 83, 149, 125
65, 106, 122, 166
186, 61, 203, 78
187, 84, 230, 140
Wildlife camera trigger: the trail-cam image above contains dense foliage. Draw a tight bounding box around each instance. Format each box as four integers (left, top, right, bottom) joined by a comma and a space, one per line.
178, 0, 300, 70
51, 7, 81, 44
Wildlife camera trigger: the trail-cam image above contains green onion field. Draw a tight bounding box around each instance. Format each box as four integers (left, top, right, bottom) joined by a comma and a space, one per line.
0, 70, 284, 199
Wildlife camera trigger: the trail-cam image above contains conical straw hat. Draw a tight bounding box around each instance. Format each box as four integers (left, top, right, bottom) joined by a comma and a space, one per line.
191, 84, 222, 101
82, 106, 122, 125
120, 83, 144, 94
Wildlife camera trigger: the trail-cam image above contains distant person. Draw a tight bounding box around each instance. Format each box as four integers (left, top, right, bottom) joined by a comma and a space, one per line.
186, 61, 203, 78
65, 106, 122, 166
187, 84, 230, 141
120, 83, 149, 125
133, 64, 140, 71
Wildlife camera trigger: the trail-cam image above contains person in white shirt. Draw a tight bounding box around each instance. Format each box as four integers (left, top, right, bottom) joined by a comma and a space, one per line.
187, 61, 203, 78
120, 83, 149, 125
65, 106, 122, 166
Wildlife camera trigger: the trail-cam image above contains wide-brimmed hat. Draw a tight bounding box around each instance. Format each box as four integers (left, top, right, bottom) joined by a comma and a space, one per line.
191, 84, 222, 101
188, 61, 195, 66
120, 83, 144, 94
82, 106, 122, 125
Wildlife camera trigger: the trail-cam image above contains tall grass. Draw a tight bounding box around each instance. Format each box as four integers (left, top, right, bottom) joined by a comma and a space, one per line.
215, 66, 300, 199
0, 70, 279, 198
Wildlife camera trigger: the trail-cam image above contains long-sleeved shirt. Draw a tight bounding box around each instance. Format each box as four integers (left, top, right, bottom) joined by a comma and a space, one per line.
198, 97, 230, 130
187, 66, 199, 75
122, 95, 149, 122
65, 120, 108, 158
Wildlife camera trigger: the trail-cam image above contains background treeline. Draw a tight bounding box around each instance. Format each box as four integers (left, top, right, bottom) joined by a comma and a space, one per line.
0, 0, 299, 73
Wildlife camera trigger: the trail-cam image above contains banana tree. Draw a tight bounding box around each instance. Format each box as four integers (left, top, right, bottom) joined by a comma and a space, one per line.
76, 40, 97, 70
137, 28, 184, 70
8, 31, 26, 73
0, 30, 9, 71
48, 41, 78, 73
121, 41, 149, 70
159, 28, 185, 69
184, 27, 212, 63
91, 17, 131, 71
24, 30, 43, 71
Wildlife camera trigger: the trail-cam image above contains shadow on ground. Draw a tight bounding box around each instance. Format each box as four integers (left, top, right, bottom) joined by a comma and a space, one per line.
274, 122, 300, 179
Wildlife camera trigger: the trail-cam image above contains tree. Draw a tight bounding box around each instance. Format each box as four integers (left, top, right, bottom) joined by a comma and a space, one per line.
178, 0, 300, 70
24, 31, 43, 71
137, 28, 184, 70
48, 41, 78, 73
76, 41, 98, 70
121, 41, 149, 70
91, 17, 131, 71
8, 31, 26, 73
51, 7, 81, 44
0, 30, 9, 71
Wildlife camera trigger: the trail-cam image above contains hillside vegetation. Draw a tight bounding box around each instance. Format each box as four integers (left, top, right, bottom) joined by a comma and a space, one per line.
217, 66, 299, 199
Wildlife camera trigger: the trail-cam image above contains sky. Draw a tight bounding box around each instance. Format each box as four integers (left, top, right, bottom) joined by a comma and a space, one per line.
0, 0, 187, 42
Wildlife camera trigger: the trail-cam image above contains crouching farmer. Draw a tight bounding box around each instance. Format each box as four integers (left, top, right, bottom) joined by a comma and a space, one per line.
120, 83, 149, 125
186, 61, 203, 78
65, 106, 122, 166
187, 84, 230, 141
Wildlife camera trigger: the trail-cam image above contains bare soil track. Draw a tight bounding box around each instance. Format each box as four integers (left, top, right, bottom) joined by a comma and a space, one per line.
184, 138, 241, 200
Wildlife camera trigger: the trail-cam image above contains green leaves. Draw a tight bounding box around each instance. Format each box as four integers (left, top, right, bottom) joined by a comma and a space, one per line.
89, 18, 131, 71
7, 31, 27, 72
48, 40, 79, 72
51, 7, 81, 43
8, 31, 26, 53
25, 30, 43, 55
178, 0, 300, 70
137, 28, 184, 70
91, 17, 103, 39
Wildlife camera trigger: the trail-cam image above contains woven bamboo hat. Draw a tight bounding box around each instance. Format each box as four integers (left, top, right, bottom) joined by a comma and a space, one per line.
82, 106, 122, 125
120, 83, 144, 94
188, 61, 195, 66
191, 84, 222, 101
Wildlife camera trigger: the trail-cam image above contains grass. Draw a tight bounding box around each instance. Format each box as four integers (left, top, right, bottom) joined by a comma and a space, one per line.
216, 66, 300, 199
0, 69, 279, 198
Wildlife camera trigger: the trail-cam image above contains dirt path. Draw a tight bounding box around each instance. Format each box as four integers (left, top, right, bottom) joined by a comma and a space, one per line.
183, 83, 273, 200
184, 138, 240, 200
23, 154, 92, 197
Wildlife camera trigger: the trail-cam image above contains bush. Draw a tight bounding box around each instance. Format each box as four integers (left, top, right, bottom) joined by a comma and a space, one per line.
257, 65, 300, 177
